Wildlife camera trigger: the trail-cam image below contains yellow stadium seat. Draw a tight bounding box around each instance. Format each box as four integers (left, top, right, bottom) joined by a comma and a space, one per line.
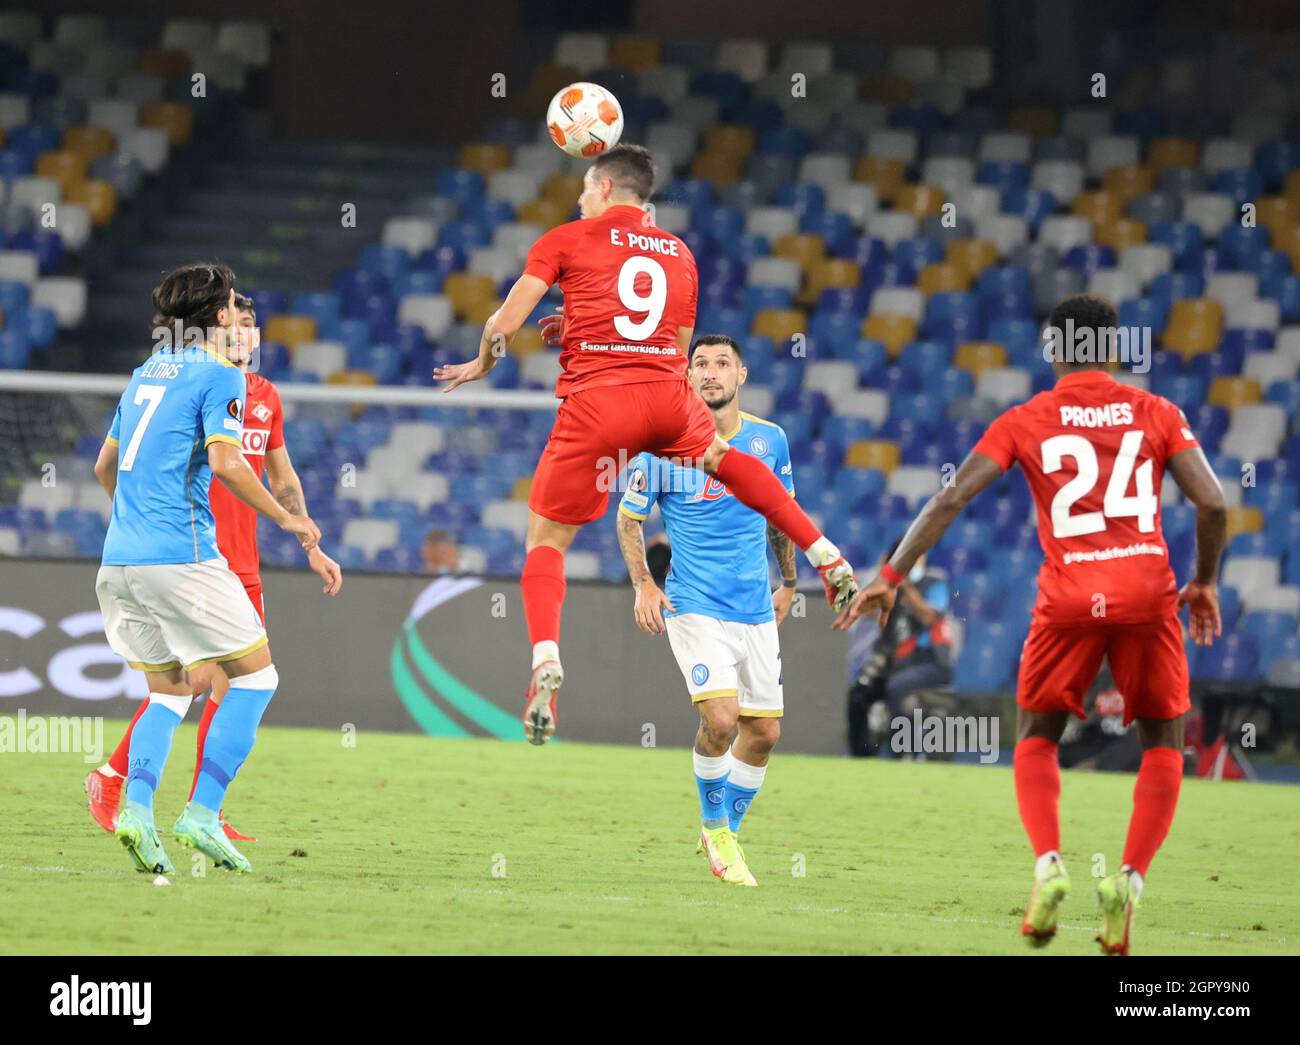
861, 74, 914, 107
954, 341, 1008, 374
63, 126, 114, 163
1225, 506, 1263, 540
264, 316, 317, 349
512, 477, 533, 501
543, 173, 584, 207
443, 273, 497, 317
1285, 170, 1300, 212
1274, 224, 1300, 272
1095, 218, 1147, 252
1102, 164, 1153, 204
328, 370, 377, 387
845, 442, 900, 472
802, 258, 860, 304
465, 298, 503, 327
853, 157, 906, 203
458, 143, 510, 177
1207, 376, 1261, 410
1008, 107, 1058, 139
945, 240, 998, 281
917, 262, 970, 295
36, 150, 88, 194
510, 326, 546, 356
137, 48, 189, 79
518, 199, 570, 229
752, 308, 807, 345
1146, 137, 1198, 174
1072, 190, 1122, 226
773, 233, 826, 269
861, 314, 917, 357
609, 36, 661, 71
141, 102, 193, 146
65, 179, 116, 225
690, 151, 743, 189
1255, 196, 1296, 241
894, 184, 945, 219
703, 124, 756, 160
1164, 299, 1223, 359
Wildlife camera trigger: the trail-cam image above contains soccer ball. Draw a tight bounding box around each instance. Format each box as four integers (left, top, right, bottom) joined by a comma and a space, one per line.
546, 82, 624, 158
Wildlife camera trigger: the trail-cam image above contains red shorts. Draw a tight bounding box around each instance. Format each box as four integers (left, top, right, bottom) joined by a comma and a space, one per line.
237, 573, 266, 627
1016, 615, 1189, 725
530, 378, 717, 525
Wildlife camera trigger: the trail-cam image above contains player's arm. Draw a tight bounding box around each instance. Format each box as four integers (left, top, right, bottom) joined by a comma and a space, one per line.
208, 442, 319, 551
1167, 445, 1227, 645
93, 440, 119, 499
265, 445, 342, 595
616, 508, 676, 635
767, 524, 798, 625
435, 275, 550, 392
834, 450, 1004, 630
676, 326, 694, 353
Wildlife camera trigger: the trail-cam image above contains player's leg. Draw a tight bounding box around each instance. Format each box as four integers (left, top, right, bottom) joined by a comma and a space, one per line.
725, 620, 784, 843
665, 613, 753, 885
1013, 623, 1106, 946
86, 697, 147, 832
93, 566, 186, 872
656, 381, 856, 609
521, 390, 619, 743
1097, 617, 1190, 955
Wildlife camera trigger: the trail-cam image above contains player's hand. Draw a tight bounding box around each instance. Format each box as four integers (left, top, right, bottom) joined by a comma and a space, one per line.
772, 584, 795, 625
633, 578, 675, 635
539, 306, 565, 346
833, 575, 897, 631
280, 512, 320, 552
434, 357, 492, 393
1178, 580, 1221, 646
307, 546, 343, 596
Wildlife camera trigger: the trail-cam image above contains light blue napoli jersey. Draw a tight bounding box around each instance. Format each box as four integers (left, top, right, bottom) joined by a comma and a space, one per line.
618, 413, 794, 625
101, 345, 247, 566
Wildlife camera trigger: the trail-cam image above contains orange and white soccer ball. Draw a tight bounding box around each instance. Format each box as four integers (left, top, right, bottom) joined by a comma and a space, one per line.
546, 82, 624, 158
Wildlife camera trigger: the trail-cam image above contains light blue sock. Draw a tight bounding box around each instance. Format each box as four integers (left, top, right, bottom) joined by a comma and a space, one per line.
724, 753, 767, 834
192, 666, 278, 813
693, 749, 730, 829
125, 695, 190, 814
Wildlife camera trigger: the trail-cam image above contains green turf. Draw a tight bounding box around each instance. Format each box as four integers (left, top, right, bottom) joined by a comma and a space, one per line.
2, 720, 1297, 955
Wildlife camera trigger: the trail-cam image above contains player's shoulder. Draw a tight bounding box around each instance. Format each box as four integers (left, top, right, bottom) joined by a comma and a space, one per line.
738, 411, 786, 440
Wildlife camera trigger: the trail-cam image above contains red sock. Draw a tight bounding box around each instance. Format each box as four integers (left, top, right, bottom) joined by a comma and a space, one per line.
713, 447, 822, 550
521, 545, 566, 647
1122, 747, 1183, 877
1014, 737, 1061, 856
188, 696, 221, 802
108, 699, 150, 776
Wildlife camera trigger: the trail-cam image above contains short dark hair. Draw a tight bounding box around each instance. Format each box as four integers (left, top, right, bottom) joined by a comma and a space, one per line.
1047, 294, 1118, 342
423, 528, 455, 546
233, 292, 255, 318
690, 333, 743, 362
589, 144, 656, 202
151, 261, 236, 334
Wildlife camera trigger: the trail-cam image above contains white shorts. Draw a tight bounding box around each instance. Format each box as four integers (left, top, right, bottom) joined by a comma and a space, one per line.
96, 559, 268, 673
664, 613, 783, 718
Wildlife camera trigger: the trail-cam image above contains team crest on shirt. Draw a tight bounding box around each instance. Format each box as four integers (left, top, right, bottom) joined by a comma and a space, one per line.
691, 663, 710, 686
748, 434, 769, 457
250, 402, 273, 423
227, 398, 243, 421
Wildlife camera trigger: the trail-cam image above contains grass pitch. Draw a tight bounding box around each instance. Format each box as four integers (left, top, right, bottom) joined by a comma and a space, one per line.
2, 721, 1297, 955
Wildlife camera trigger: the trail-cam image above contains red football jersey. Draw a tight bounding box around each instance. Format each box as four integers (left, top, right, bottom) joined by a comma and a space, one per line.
973, 369, 1201, 626
210, 372, 284, 577
523, 203, 698, 397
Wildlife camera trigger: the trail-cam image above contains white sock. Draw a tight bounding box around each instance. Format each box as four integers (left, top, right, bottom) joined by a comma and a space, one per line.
1034, 850, 1064, 878
531, 640, 560, 670
692, 749, 730, 780
1122, 865, 1145, 901
148, 691, 192, 719
727, 751, 768, 790
803, 535, 840, 569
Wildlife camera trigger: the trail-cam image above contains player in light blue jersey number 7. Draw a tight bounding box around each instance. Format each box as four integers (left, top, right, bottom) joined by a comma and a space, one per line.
92, 262, 320, 876
616, 334, 799, 887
